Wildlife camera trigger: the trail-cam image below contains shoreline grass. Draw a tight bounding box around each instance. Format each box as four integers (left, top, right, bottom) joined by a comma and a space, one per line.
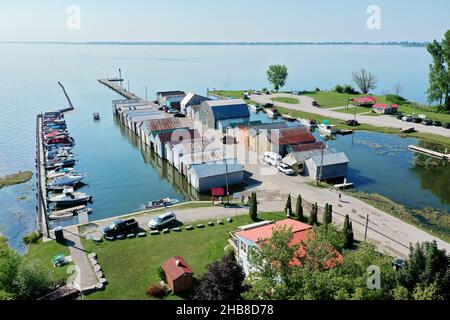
308, 181, 450, 243
272, 97, 300, 104
0, 171, 33, 189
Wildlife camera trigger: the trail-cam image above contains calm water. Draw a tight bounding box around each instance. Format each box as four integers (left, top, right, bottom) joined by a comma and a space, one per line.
0, 43, 447, 251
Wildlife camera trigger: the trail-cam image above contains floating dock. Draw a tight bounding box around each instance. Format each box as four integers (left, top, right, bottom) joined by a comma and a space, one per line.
98, 79, 142, 100
408, 145, 450, 160
36, 115, 50, 236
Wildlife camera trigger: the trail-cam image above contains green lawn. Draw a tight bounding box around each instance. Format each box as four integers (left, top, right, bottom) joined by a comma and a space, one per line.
397, 104, 450, 123
24, 238, 73, 282
272, 97, 300, 104
81, 212, 285, 300
334, 106, 380, 116
302, 91, 388, 108
0, 171, 33, 189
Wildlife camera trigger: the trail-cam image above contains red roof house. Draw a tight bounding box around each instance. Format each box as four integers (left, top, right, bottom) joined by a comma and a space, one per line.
162, 256, 194, 294
373, 103, 398, 115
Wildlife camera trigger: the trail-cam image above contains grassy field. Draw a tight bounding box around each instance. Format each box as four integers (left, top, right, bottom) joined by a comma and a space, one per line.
24, 238, 73, 282
82, 212, 285, 300
0, 171, 33, 189
334, 106, 380, 116
397, 104, 450, 123
272, 97, 300, 104
302, 91, 388, 108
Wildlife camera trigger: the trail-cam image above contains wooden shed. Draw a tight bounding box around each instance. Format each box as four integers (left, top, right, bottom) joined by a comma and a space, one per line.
161, 256, 194, 294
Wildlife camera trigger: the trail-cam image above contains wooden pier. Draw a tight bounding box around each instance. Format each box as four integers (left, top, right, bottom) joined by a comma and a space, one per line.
98, 79, 142, 100
408, 145, 450, 160
58, 82, 75, 112
36, 115, 50, 237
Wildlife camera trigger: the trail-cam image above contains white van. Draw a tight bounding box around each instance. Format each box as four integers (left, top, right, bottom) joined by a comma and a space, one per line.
262, 152, 282, 166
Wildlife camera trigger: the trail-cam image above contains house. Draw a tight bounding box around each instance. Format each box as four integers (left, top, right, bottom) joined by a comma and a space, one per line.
164, 95, 186, 110
305, 152, 349, 180
187, 160, 244, 192
162, 256, 194, 294
180, 93, 211, 116
154, 128, 201, 159
197, 99, 251, 132
229, 218, 343, 275
352, 96, 377, 107
258, 125, 316, 156
372, 103, 398, 115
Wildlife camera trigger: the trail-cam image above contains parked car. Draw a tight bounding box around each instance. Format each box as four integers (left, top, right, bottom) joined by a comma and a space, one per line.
173, 113, 186, 118
433, 120, 442, 127
102, 219, 139, 238
158, 106, 164, 111
148, 211, 177, 229
444, 123, 450, 129
277, 163, 295, 176
412, 117, 423, 124
402, 115, 413, 122
312, 101, 320, 107
346, 119, 359, 126
167, 109, 179, 114
422, 119, 433, 126
264, 103, 274, 109
262, 151, 282, 166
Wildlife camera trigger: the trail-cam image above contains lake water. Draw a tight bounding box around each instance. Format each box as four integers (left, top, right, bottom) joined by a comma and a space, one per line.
0, 43, 447, 252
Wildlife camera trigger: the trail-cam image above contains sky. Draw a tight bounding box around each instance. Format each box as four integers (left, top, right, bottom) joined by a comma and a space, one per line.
1, 0, 449, 42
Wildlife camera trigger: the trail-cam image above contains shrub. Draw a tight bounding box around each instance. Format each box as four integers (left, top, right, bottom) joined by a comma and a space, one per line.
22, 232, 41, 245
386, 94, 408, 105
146, 284, 167, 298
343, 84, 357, 94
315, 87, 320, 92
334, 85, 344, 93
157, 266, 166, 282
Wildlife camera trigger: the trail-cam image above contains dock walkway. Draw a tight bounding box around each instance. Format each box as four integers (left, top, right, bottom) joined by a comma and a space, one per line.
409, 145, 450, 160
98, 79, 142, 100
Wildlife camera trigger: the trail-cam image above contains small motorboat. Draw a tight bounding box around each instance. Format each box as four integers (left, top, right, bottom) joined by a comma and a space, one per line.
46, 157, 76, 170
47, 167, 76, 179
46, 149, 72, 160
48, 206, 93, 220
146, 198, 179, 209
299, 118, 318, 128
47, 174, 86, 190
48, 187, 92, 207
93, 113, 101, 120
318, 123, 337, 135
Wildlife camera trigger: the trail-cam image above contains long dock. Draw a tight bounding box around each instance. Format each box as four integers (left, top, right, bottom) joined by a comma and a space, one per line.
36, 115, 50, 237
408, 145, 450, 160
98, 79, 142, 100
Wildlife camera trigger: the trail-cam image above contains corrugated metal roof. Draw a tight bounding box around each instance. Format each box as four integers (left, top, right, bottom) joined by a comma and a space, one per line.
189, 161, 244, 178
145, 118, 183, 132
310, 152, 349, 166
157, 91, 186, 97
289, 142, 326, 153
156, 129, 200, 144
181, 149, 235, 165
173, 138, 222, 154
269, 126, 316, 145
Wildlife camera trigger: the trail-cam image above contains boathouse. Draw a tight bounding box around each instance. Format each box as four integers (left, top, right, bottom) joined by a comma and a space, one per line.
187, 160, 244, 192
154, 128, 201, 159
304, 152, 349, 180
167, 137, 223, 170
180, 93, 211, 116
257, 125, 316, 156
156, 91, 186, 106
282, 142, 329, 173
197, 99, 250, 132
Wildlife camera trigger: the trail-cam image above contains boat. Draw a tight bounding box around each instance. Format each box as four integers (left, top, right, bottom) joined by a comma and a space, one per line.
47, 174, 86, 190
318, 123, 337, 135
249, 104, 262, 112
400, 127, 415, 133
46, 149, 72, 160
266, 108, 280, 118
281, 115, 297, 122
93, 113, 101, 120
47, 167, 76, 179
46, 157, 76, 170
48, 187, 92, 206
145, 198, 179, 209
298, 118, 317, 128
48, 205, 93, 220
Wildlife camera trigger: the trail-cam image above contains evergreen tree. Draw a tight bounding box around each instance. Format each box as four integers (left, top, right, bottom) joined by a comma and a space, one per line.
328, 204, 333, 224
308, 203, 318, 225
323, 203, 330, 226
295, 194, 303, 221
285, 194, 292, 216
343, 215, 354, 249
249, 193, 258, 221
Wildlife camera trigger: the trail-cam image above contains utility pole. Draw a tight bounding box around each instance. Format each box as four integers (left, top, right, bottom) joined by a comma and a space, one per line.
145, 86, 148, 101
317, 143, 325, 185
225, 160, 230, 205
128, 80, 130, 92
119, 68, 123, 88
364, 214, 369, 241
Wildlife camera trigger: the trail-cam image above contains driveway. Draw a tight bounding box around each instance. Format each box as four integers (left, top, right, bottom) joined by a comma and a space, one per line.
250, 93, 450, 138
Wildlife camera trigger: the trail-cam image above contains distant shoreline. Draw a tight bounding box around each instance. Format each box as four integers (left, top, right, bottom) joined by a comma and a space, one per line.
0, 41, 428, 47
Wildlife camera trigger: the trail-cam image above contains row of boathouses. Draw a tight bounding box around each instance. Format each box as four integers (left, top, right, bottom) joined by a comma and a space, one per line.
111, 90, 350, 193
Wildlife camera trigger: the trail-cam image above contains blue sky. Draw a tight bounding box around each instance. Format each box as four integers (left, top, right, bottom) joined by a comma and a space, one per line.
1, 0, 449, 42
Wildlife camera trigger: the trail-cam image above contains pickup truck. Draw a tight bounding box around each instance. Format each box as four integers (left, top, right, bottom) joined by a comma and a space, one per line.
102, 219, 139, 238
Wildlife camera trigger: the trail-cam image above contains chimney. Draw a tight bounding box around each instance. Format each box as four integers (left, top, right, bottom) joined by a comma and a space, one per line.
175, 259, 180, 267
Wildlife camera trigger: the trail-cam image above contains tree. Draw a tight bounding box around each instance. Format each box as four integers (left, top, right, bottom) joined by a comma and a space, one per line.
193, 253, 246, 300
249, 193, 258, 221
308, 203, 318, 226
243, 226, 300, 300
343, 215, 354, 249
351, 68, 377, 94
398, 241, 449, 299
0, 237, 21, 294
267, 65, 288, 92
295, 195, 303, 221
426, 30, 450, 111
13, 262, 54, 300
323, 204, 330, 226
285, 194, 292, 216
